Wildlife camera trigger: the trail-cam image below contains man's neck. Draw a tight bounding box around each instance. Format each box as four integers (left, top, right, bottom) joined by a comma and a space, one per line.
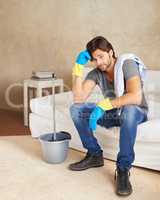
105, 57, 117, 80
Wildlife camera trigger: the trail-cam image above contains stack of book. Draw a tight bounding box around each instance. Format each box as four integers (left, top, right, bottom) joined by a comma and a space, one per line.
32, 71, 55, 80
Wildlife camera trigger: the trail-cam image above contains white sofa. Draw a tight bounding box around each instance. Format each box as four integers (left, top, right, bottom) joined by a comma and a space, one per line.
29, 69, 160, 171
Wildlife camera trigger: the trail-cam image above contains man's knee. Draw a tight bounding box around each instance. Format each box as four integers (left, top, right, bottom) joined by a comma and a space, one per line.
70, 103, 85, 121
70, 102, 96, 122
120, 105, 137, 124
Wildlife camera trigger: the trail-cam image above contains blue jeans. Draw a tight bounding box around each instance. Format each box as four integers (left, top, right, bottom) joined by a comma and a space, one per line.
70, 103, 148, 170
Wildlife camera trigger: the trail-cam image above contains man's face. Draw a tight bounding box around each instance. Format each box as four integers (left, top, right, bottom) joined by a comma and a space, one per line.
92, 49, 113, 71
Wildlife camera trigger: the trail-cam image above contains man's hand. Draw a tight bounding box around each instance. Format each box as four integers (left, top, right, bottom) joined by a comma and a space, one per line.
89, 98, 113, 131
72, 50, 91, 77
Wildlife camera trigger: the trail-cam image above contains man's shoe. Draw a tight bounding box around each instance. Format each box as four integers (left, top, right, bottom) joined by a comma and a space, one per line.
115, 167, 133, 196
68, 152, 104, 171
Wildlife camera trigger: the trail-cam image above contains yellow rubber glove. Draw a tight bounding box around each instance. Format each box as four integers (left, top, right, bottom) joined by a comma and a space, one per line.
97, 98, 113, 111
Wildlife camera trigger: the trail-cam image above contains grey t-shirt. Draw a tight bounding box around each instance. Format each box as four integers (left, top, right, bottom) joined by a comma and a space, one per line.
85, 59, 148, 111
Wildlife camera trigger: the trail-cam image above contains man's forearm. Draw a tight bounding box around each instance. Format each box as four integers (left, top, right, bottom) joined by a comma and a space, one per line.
71, 50, 91, 103
72, 76, 84, 103
111, 92, 142, 108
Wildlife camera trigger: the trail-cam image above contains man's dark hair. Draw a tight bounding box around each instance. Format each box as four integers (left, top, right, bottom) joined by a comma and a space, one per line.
86, 36, 116, 60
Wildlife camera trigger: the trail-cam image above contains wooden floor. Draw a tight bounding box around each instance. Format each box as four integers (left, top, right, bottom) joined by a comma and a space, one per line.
0, 109, 30, 136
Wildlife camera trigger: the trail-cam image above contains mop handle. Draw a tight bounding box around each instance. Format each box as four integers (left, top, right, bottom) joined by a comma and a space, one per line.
52, 78, 56, 139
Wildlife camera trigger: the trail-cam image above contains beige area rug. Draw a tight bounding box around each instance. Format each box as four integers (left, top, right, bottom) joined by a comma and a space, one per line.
0, 135, 160, 200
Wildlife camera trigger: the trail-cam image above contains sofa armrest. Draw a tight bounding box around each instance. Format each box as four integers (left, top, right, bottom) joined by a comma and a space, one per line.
30, 91, 73, 114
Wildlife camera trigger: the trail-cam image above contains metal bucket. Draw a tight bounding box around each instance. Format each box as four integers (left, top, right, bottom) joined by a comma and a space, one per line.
39, 131, 71, 164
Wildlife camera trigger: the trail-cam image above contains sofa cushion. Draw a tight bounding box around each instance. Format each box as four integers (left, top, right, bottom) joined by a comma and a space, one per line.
147, 100, 160, 119
113, 119, 160, 142
137, 119, 160, 141
143, 70, 160, 92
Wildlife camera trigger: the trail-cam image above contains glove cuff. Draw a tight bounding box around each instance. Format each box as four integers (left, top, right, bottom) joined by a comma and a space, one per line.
72, 63, 84, 77
97, 98, 113, 111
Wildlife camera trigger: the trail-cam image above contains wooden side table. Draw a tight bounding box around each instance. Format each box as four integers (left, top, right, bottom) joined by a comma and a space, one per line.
23, 78, 64, 126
